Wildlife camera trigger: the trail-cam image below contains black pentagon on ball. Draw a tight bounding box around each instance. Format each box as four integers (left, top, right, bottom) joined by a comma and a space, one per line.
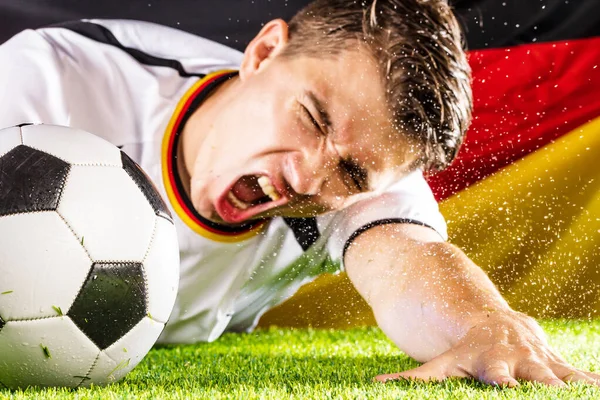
68, 262, 147, 350
120, 151, 172, 223
0, 145, 70, 217
0, 315, 5, 332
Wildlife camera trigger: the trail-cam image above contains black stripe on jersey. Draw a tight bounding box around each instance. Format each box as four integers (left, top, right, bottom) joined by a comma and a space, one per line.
284, 217, 320, 251
53, 20, 204, 78
342, 218, 437, 260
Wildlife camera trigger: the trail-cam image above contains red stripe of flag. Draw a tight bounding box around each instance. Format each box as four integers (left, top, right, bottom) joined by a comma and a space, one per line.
428, 36, 600, 200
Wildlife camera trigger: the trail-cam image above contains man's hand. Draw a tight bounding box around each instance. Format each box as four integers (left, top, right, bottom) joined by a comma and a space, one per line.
344, 223, 600, 388
375, 310, 600, 387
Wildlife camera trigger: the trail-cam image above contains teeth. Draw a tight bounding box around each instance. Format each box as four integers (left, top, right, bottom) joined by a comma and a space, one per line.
227, 191, 249, 210
258, 176, 281, 201
228, 176, 282, 211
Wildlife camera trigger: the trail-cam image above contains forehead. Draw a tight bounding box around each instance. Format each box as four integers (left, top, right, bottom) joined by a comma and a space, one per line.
304, 50, 415, 190
311, 49, 385, 108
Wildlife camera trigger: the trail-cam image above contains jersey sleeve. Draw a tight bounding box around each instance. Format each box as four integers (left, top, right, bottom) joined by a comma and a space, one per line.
325, 169, 448, 266
0, 29, 71, 130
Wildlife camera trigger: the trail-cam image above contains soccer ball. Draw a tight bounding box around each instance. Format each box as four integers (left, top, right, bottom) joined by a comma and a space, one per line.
0, 124, 180, 389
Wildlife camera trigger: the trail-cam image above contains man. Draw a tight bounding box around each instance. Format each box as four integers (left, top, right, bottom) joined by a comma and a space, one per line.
0, 0, 597, 387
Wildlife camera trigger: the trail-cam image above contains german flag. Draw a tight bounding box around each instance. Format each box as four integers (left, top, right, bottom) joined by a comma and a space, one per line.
261, 0, 600, 327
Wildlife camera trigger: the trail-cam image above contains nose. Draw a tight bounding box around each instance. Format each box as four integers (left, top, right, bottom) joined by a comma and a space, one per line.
285, 149, 335, 196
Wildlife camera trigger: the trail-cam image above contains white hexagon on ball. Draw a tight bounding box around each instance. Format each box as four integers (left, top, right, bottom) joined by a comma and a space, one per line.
0, 212, 91, 320
85, 317, 166, 386
0, 318, 100, 388
58, 164, 157, 262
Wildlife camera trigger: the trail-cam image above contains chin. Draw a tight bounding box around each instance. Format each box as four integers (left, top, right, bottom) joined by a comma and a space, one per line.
199, 208, 225, 224
192, 198, 221, 222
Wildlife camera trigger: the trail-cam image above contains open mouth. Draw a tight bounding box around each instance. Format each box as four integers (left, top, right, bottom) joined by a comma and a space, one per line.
216, 175, 287, 223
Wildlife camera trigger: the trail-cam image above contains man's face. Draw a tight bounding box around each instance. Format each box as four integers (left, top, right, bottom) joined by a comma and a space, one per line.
185, 25, 416, 225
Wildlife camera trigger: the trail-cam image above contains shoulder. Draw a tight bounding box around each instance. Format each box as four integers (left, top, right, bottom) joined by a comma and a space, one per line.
323, 170, 448, 261
344, 169, 443, 224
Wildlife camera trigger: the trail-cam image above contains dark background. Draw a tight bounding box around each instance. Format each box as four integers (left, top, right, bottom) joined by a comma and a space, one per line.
1, 0, 599, 50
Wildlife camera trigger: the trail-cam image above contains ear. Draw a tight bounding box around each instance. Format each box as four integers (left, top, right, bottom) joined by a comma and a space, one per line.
239, 19, 289, 81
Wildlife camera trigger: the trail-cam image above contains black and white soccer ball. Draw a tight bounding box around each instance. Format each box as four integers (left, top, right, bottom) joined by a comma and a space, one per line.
0, 124, 180, 389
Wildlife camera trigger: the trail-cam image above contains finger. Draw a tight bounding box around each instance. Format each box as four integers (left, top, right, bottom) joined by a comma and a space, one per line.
375, 353, 468, 383
585, 371, 600, 381
374, 365, 444, 383
551, 364, 600, 386
375, 360, 446, 383
561, 371, 598, 385
478, 360, 519, 388
375, 371, 442, 383
516, 361, 566, 387
374, 372, 416, 383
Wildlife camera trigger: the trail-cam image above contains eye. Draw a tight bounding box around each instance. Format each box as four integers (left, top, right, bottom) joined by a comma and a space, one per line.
340, 159, 367, 192
301, 104, 323, 134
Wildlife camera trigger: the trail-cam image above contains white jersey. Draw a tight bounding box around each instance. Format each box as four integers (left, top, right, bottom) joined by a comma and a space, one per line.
0, 20, 447, 343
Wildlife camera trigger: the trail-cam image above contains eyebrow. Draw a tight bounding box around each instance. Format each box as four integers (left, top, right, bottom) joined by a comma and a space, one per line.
307, 91, 333, 130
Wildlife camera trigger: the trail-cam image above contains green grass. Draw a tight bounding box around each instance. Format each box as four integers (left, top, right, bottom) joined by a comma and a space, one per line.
2, 320, 600, 399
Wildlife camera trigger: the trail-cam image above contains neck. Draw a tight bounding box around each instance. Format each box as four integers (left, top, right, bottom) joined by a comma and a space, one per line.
177, 74, 240, 195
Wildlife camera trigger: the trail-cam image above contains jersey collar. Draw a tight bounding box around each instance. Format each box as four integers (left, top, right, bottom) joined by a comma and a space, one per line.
162, 70, 267, 243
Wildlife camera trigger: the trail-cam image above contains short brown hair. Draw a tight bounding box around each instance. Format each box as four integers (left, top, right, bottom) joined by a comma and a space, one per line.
284, 0, 472, 171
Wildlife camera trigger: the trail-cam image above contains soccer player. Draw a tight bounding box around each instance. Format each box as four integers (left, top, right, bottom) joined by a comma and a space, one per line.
0, 0, 597, 387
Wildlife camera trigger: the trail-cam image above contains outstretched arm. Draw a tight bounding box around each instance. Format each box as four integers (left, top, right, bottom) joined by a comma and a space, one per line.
344, 222, 600, 387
